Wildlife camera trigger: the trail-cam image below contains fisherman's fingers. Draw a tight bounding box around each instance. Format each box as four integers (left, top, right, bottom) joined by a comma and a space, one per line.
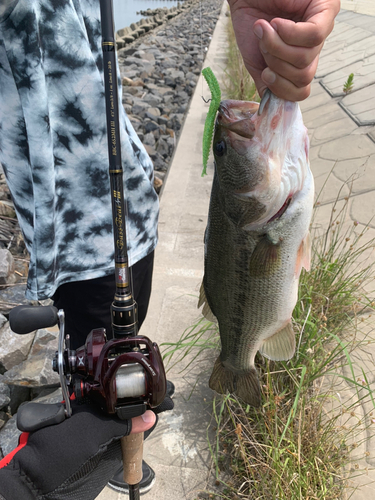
130, 410, 156, 434
261, 69, 312, 102
254, 20, 323, 69
269, 1, 340, 48
260, 50, 319, 93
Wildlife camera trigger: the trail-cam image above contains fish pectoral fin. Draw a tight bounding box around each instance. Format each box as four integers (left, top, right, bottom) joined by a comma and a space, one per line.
249, 235, 281, 277
209, 357, 261, 407
260, 323, 295, 361
295, 231, 311, 275
198, 281, 217, 323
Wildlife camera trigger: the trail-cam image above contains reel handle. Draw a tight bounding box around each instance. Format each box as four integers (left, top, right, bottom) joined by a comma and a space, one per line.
9, 305, 59, 334
121, 432, 144, 488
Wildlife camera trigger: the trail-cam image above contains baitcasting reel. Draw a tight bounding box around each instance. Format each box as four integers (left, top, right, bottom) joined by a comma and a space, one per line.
9, 304, 167, 429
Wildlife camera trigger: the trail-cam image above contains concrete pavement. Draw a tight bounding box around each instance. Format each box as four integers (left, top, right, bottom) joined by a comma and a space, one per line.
97, 2, 375, 499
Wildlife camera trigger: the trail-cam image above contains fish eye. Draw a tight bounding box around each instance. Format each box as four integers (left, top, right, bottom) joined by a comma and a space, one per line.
214, 140, 226, 157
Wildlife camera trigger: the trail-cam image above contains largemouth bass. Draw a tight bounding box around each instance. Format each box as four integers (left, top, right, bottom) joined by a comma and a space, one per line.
199, 90, 314, 406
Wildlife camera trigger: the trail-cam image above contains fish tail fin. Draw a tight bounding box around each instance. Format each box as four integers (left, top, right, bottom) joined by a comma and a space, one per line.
236, 369, 262, 407
209, 356, 261, 407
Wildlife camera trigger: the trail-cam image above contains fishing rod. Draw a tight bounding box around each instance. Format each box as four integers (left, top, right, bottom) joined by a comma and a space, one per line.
99, 0, 143, 497
99, 0, 136, 340
9, 3, 167, 500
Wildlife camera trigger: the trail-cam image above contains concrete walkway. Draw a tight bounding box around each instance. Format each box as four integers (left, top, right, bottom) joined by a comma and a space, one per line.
97, 2, 375, 499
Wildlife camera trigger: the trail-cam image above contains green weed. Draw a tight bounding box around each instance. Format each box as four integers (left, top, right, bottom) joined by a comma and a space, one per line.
343, 73, 355, 94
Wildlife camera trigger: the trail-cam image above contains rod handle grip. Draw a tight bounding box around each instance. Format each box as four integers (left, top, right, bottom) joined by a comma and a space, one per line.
121, 431, 144, 485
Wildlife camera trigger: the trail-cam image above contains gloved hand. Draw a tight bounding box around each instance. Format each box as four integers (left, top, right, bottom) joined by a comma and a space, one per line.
0, 398, 164, 500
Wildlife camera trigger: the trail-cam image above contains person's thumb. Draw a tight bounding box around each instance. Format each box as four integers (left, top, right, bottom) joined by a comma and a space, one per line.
130, 410, 156, 434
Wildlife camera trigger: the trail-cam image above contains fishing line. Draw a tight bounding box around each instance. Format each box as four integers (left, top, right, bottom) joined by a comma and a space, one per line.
200, 0, 205, 98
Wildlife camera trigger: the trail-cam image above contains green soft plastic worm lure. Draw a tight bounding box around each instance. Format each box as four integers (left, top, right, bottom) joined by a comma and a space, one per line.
201, 67, 221, 176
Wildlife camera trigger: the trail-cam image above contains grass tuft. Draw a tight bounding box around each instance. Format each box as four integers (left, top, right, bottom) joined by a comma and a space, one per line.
222, 13, 259, 102
163, 194, 375, 499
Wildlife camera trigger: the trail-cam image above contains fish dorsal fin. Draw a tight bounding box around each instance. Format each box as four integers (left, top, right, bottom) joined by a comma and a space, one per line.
198, 282, 217, 323
249, 235, 281, 277
259, 323, 295, 361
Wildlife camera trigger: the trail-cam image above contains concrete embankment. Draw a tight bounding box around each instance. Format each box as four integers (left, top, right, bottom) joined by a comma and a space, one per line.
116, 0, 223, 191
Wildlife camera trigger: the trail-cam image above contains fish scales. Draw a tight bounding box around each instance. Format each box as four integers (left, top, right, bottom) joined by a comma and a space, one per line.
199, 91, 314, 406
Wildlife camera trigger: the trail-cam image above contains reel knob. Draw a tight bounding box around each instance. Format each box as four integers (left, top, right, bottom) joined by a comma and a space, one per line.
9, 305, 58, 334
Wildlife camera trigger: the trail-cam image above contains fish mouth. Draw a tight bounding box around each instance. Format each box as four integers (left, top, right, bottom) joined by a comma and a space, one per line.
217, 100, 259, 139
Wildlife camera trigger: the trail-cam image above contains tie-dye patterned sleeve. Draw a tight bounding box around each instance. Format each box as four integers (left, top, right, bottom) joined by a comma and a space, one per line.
0, 0, 159, 300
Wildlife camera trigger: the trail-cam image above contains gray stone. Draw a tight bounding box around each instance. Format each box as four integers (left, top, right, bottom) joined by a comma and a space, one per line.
0, 414, 20, 457
3, 328, 60, 388
143, 144, 157, 160
163, 68, 185, 82
0, 374, 10, 410
0, 283, 29, 314
0, 321, 35, 371
0, 249, 14, 284
143, 93, 163, 107
0, 411, 8, 432
147, 107, 161, 119
143, 132, 156, 146
156, 137, 169, 157
0, 200, 15, 218
122, 56, 154, 74
134, 50, 155, 63
9, 385, 31, 415
144, 121, 159, 134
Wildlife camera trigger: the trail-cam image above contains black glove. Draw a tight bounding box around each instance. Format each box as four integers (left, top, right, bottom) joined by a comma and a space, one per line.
0, 400, 136, 500
0, 394, 174, 500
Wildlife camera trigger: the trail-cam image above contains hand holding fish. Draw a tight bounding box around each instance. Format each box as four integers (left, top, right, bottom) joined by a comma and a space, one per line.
228, 0, 340, 101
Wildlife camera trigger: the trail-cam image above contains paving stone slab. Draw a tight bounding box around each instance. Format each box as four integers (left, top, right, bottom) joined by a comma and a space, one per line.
298, 89, 332, 112
351, 190, 375, 228
310, 157, 336, 180
337, 9, 375, 28
339, 84, 375, 125
313, 171, 350, 205
340, 1, 375, 17
321, 54, 375, 98
302, 98, 347, 129
336, 10, 362, 22
316, 34, 375, 79
312, 198, 352, 235
343, 15, 375, 31
318, 25, 372, 60
333, 155, 375, 194
319, 134, 375, 161
311, 116, 358, 145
